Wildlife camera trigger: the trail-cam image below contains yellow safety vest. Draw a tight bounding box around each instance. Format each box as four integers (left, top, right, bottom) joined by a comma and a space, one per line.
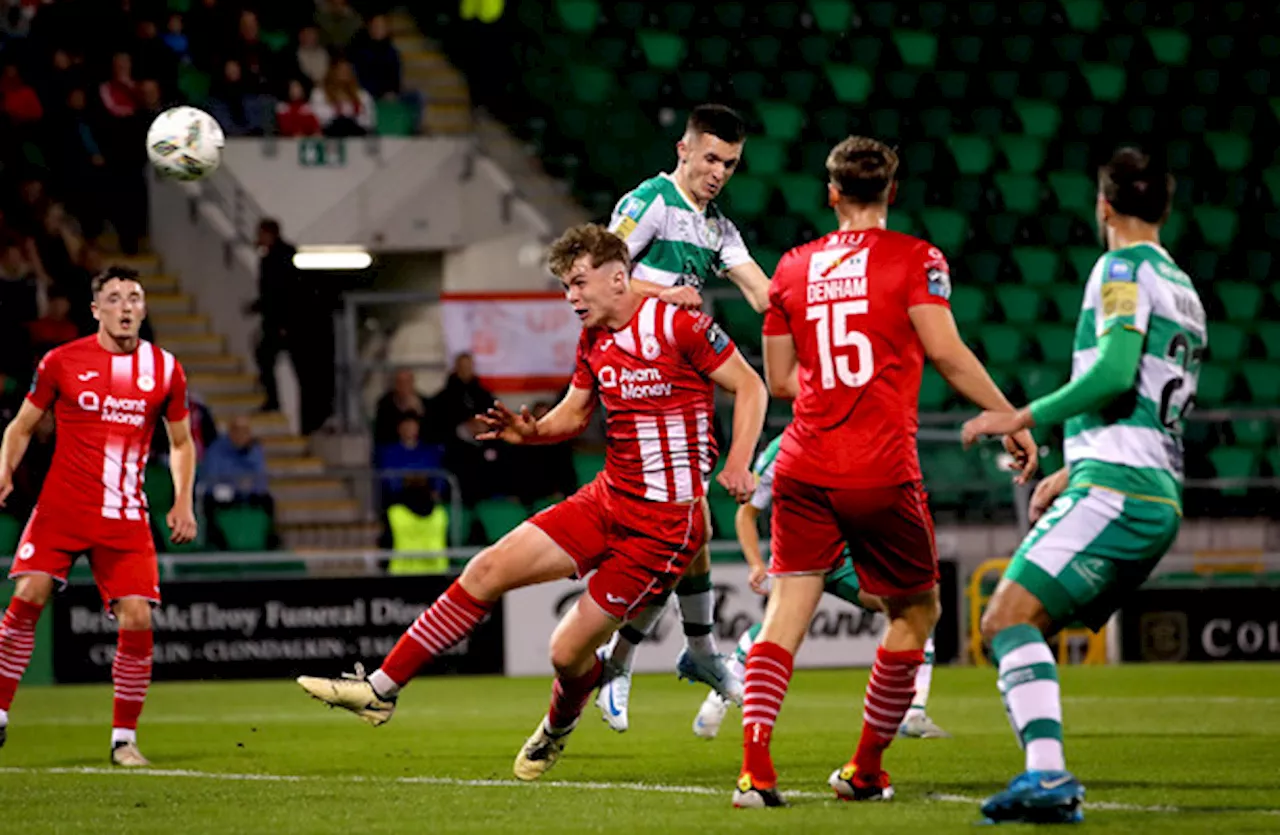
460, 0, 503, 22
387, 503, 449, 575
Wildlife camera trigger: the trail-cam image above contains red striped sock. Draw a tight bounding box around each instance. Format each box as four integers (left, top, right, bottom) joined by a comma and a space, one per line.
548, 656, 604, 732
378, 582, 492, 686
740, 640, 794, 788
112, 629, 153, 731
0, 598, 41, 711
851, 646, 923, 779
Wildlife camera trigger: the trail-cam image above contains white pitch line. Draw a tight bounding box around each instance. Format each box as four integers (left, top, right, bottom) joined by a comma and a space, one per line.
2, 767, 1277, 816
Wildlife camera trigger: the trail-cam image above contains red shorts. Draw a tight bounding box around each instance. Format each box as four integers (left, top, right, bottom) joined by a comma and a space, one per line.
770, 474, 939, 598
530, 475, 708, 620
8, 505, 159, 611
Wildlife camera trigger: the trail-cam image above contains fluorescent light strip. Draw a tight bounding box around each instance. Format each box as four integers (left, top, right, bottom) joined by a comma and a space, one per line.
292, 249, 373, 270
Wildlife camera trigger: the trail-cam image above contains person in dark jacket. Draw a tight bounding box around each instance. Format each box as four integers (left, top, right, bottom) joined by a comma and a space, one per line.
248, 218, 297, 412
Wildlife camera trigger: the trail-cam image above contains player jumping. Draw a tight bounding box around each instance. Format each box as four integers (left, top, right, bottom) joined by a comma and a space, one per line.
733, 136, 1037, 808
0, 267, 197, 766
962, 148, 1199, 826
595, 103, 774, 732
692, 429, 948, 741
297, 224, 767, 780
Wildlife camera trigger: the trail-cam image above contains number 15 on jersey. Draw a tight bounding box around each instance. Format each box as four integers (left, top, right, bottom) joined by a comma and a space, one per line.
807, 301, 874, 390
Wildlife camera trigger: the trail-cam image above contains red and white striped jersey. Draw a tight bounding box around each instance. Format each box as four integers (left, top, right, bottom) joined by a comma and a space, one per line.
27, 336, 189, 523
572, 298, 736, 503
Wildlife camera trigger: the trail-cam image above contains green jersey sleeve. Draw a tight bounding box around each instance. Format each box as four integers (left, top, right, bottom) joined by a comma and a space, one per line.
608, 188, 664, 262
748, 435, 784, 511
1093, 252, 1151, 337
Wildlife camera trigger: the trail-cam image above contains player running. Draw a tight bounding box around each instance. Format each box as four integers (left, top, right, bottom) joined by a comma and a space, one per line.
0, 267, 197, 766
733, 136, 1038, 808
595, 103, 774, 733
691, 429, 948, 741
962, 148, 1199, 826
297, 224, 766, 780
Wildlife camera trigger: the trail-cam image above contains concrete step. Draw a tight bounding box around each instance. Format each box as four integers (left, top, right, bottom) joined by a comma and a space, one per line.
151, 313, 209, 336
112, 254, 162, 275
182, 353, 242, 374
266, 455, 325, 477
261, 435, 308, 458
276, 498, 362, 525
165, 333, 224, 356
279, 522, 380, 550
143, 273, 179, 292
269, 477, 348, 503
205, 392, 263, 415
187, 371, 257, 395
426, 103, 472, 134
147, 292, 193, 315
242, 411, 292, 438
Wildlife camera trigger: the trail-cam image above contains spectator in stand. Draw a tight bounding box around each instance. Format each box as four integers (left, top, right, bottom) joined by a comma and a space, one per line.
275, 78, 320, 136
0, 238, 37, 379
232, 10, 280, 99
434, 352, 493, 430
130, 17, 176, 94
48, 88, 107, 240
99, 51, 140, 118
38, 49, 87, 116
7, 409, 53, 521
310, 59, 374, 137
351, 13, 423, 133
65, 240, 102, 334
186, 0, 237, 73
513, 400, 577, 505
161, 13, 190, 66
374, 367, 434, 446
26, 289, 77, 358
295, 24, 329, 88
386, 485, 449, 575
30, 200, 79, 292
207, 58, 271, 137
376, 413, 445, 503
98, 52, 149, 255
445, 415, 511, 506
315, 0, 363, 50
0, 369, 24, 431
247, 218, 297, 412
201, 414, 276, 549
1, 63, 44, 126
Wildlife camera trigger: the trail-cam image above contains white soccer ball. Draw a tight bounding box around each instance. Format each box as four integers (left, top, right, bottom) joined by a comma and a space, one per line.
146, 106, 225, 182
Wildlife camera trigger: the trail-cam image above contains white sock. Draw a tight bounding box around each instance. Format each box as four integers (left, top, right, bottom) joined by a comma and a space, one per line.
906, 635, 936, 719
0, 707, 8, 726
997, 631, 1066, 772
611, 599, 669, 671
369, 669, 400, 699
111, 727, 137, 746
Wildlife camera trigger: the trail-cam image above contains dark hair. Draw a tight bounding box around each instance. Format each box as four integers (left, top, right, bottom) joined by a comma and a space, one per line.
827, 136, 900, 205
547, 223, 630, 277
1098, 147, 1174, 224
91, 266, 143, 295
687, 104, 746, 144
259, 218, 281, 237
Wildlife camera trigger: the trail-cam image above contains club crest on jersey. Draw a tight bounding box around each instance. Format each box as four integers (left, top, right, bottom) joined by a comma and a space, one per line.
641, 334, 661, 360
705, 218, 722, 250
137, 375, 155, 392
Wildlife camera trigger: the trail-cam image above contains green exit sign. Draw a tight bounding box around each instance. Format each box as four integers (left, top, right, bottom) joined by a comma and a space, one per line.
298, 139, 347, 167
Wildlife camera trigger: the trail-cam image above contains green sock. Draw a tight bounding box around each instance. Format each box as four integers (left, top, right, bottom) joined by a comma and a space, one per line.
992, 624, 1065, 773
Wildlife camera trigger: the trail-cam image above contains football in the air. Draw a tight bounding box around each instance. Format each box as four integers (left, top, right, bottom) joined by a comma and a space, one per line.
146, 106, 226, 182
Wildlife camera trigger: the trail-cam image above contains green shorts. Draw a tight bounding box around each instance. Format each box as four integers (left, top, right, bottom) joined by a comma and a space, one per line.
823, 553, 865, 606
1005, 485, 1180, 632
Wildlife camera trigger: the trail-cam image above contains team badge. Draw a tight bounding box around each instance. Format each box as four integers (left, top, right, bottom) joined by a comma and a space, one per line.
619, 195, 646, 221
641, 334, 661, 360
926, 267, 952, 300
705, 322, 730, 353
705, 218, 722, 250
1107, 258, 1133, 280
137, 375, 155, 392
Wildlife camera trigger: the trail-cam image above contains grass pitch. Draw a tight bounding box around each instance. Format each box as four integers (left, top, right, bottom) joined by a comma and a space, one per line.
2, 664, 1278, 833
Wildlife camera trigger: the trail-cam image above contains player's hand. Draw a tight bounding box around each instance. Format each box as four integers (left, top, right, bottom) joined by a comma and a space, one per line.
0, 470, 12, 507
659, 286, 703, 309
1028, 467, 1069, 523
167, 505, 197, 544
717, 463, 755, 504
748, 563, 770, 595
961, 408, 1031, 449
1003, 429, 1039, 485
476, 401, 537, 444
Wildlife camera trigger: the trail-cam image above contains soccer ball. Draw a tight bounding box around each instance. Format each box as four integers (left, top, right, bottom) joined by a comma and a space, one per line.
146, 106, 225, 182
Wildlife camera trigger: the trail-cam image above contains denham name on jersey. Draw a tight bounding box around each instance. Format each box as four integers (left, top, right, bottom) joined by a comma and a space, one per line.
28, 336, 189, 522
572, 297, 735, 503
607, 173, 753, 291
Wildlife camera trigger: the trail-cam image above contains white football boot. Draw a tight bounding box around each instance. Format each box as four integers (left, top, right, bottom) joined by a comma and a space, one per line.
110, 741, 151, 767
693, 690, 730, 739
594, 650, 632, 733
297, 662, 397, 726
513, 717, 574, 781
676, 648, 744, 706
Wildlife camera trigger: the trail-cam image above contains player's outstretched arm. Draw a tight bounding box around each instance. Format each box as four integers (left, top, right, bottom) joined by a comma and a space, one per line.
724, 261, 771, 313
762, 335, 800, 399
165, 416, 198, 543
629, 278, 702, 310
734, 502, 769, 594
709, 352, 767, 502
477, 386, 597, 446
0, 401, 45, 506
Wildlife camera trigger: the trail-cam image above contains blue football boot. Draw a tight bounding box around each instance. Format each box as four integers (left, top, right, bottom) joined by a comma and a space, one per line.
980, 770, 1084, 825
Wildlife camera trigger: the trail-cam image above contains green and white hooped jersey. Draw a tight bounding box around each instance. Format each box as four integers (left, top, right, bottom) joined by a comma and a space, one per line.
607, 172, 753, 292
1065, 242, 1206, 511
747, 434, 784, 512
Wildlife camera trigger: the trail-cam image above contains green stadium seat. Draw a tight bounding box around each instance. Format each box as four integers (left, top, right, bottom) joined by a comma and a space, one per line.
886, 212, 917, 236
892, 30, 937, 68
609, 1, 646, 29
798, 34, 833, 67
1081, 64, 1126, 101
1207, 322, 1249, 363
1050, 285, 1084, 322
825, 64, 872, 104
980, 325, 1025, 366
708, 2, 743, 28
745, 36, 782, 68
144, 464, 174, 516
717, 297, 761, 354
774, 173, 820, 215
1145, 29, 1190, 65
1012, 100, 1061, 139
573, 451, 605, 486
1254, 322, 1280, 361
664, 2, 696, 29
754, 248, 783, 276
946, 135, 993, 176
987, 70, 1019, 100
211, 505, 272, 552
755, 101, 805, 142
1019, 366, 1068, 400
921, 447, 978, 506
474, 499, 528, 544
1215, 282, 1262, 321
693, 35, 731, 67
1161, 210, 1187, 249
997, 285, 1045, 324
1051, 32, 1086, 63
1241, 362, 1280, 405
808, 0, 853, 32
1208, 447, 1259, 495
917, 208, 968, 252
948, 285, 988, 325
1036, 324, 1076, 363
995, 173, 1041, 214
593, 36, 629, 68
1010, 248, 1059, 285
762, 3, 800, 29
919, 107, 952, 140
156, 512, 206, 553
637, 30, 685, 69
952, 177, 985, 214
1204, 133, 1250, 172
965, 251, 1002, 284
972, 106, 1005, 137
745, 139, 787, 177
708, 494, 738, 539
1065, 247, 1099, 282
902, 142, 935, 175
984, 213, 1019, 247
177, 64, 210, 104
1193, 207, 1238, 249
1048, 171, 1096, 220
919, 366, 949, 411
781, 71, 817, 102
729, 71, 767, 102
677, 70, 712, 102
624, 70, 661, 102
0, 513, 21, 556
934, 70, 969, 100
1231, 419, 1274, 448
1004, 34, 1035, 65
556, 0, 599, 33
375, 100, 417, 135
1195, 364, 1232, 407
721, 174, 771, 220
998, 135, 1046, 175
